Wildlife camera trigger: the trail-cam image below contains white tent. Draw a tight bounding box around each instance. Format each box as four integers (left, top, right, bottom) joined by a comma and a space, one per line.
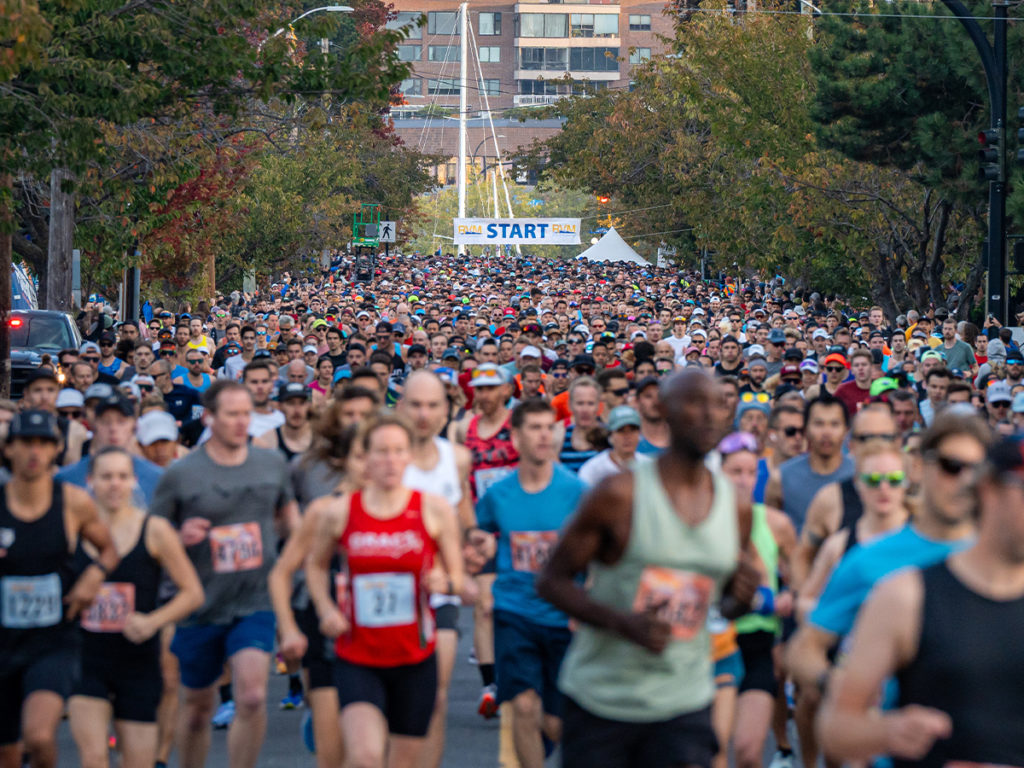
578, 227, 649, 265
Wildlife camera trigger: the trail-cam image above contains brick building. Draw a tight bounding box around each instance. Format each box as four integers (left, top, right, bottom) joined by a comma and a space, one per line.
388, 0, 674, 181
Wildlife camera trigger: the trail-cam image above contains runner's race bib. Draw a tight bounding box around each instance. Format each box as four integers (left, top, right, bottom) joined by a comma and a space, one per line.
632, 566, 713, 641
209, 522, 264, 573
353, 572, 416, 628
81, 582, 135, 633
510, 531, 559, 573
1, 573, 62, 629
474, 466, 514, 498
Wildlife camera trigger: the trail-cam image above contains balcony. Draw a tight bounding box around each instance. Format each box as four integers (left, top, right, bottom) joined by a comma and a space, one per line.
514, 69, 620, 80
513, 94, 565, 106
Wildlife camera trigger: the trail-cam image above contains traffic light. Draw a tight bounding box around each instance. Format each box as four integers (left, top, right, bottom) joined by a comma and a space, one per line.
1017, 107, 1024, 165
978, 128, 1002, 182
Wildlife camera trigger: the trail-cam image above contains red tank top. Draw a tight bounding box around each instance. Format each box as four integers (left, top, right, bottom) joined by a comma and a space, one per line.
335, 490, 437, 667
465, 414, 519, 501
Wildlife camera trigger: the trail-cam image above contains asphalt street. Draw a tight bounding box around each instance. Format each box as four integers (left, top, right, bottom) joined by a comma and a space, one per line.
55, 607, 547, 767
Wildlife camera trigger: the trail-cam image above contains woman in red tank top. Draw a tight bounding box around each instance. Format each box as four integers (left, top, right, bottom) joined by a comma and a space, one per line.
306, 412, 465, 768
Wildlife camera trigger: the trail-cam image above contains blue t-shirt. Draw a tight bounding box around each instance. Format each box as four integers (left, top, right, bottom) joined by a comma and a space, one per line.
476, 464, 586, 627
810, 525, 972, 636
56, 454, 164, 506
636, 436, 665, 456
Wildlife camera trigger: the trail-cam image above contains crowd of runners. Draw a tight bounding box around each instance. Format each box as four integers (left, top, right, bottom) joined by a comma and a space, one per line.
1, 250, 1023, 768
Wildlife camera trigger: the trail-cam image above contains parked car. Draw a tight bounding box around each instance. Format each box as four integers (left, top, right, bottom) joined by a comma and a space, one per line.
9, 310, 81, 399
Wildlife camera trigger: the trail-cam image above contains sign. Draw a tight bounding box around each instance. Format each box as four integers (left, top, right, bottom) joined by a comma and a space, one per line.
454, 218, 581, 246
379, 221, 397, 243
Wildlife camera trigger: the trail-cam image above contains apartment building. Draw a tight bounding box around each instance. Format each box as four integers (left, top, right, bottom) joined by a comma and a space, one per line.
388, 0, 674, 113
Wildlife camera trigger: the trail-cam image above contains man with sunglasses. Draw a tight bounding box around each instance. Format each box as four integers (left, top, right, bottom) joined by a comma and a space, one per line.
80, 342, 120, 386
181, 351, 214, 394
817, 428, 1024, 767
788, 411, 990, 756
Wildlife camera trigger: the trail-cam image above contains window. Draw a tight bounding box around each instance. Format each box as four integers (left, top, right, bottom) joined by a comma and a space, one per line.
399, 78, 422, 96
479, 12, 502, 35
396, 45, 421, 61
569, 46, 618, 71
629, 14, 651, 30
428, 77, 460, 95
387, 11, 423, 39
428, 45, 460, 61
479, 46, 501, 62
570, 13, 616, 37
427, 11, 458, 35
479, 78, 500, 95
629, 47, 651, 64
520, 13, 568, 37
519, 47, 567, 71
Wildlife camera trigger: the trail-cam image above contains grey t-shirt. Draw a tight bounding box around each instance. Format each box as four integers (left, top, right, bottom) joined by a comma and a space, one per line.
779, 453, 855, 533
150, 445, 294, 625
941, 339, 975, 372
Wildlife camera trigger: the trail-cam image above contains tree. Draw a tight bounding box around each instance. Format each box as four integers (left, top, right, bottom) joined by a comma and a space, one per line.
3, 0, 413, 308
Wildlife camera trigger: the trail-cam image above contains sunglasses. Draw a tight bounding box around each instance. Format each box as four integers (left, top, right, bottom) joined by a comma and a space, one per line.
138, 384, 154, 392
216, 312, 227, 318
927, 452, 974, 476
82, 356, 100, 363
60, 410, 83, 420
852, 432, 898, 443
100, 341, 114, 347
551, 371, 568, 379
825, 366, 846, 373
740, 392, 770, 404
859, 470, 906, 488
782, 425, 804, 438
610, 387, 631, 397
159, 350, 176, 357
187, 359, 203, 365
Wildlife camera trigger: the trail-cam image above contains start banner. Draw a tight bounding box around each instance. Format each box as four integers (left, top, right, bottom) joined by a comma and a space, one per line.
453, 218, 581, 245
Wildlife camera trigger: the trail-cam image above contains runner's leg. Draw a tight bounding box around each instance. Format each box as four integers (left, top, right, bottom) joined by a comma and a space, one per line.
511, 689, 544, 768
711, 682, 738, 768
474, 573, 497, 716
227, 648, 270, 768
417, 628, 457, 768
733, 691, 774, 768
339, 703, 388, 768
307, 686, 344, 768
177, 685, 215, 768
113, 720, 159, 768
389, 735, 429, 768
68, 696, 113, 768
155, 626, 179, 766
20, 690, 64, 768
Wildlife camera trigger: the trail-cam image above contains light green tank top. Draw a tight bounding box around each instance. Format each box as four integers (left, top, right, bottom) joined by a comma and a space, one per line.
558, 458, 739, 722
734, 502, 781, 636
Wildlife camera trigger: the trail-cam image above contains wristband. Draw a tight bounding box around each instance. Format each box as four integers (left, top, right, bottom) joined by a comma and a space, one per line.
751, 585, 774, 616
91, 560, 111, 577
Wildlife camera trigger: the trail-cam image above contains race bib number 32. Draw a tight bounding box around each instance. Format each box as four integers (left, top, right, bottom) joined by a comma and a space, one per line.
632, 566, 713, 641
510, 531, 559, 573
2, 572, 62, 629
81, 582, 135, 633
353, 572, 416, 628
209, 523, 264, 574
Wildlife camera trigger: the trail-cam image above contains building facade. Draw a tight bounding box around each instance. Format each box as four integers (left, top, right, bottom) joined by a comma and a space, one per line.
388, 0, 674, 113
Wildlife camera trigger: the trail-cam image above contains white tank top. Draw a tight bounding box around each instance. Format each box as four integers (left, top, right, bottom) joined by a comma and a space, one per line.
403, 437, 463, 608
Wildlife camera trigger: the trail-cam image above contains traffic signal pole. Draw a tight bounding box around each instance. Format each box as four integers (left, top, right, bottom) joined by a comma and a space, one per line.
942, 0, 1008, 323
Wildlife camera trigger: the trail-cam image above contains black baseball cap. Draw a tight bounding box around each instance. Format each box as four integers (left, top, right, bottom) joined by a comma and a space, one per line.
407, 344, 428, 356
8, 410, 62, 442
635, 375, 660, 394
94, 391, 135, 418
23, 367, 59, 387
570, 354, 596, 370
276, 382, 310, 402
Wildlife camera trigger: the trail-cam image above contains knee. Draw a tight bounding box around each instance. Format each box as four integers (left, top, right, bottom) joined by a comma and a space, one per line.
183, 697, 215, 731
734, 734, 764, 768
512, 691, 541, 722
21, 725, 56, 757
474, 601, 493, 621
160, 653, 180, 689
233, 683, 267, 717
346, 742, 384, 768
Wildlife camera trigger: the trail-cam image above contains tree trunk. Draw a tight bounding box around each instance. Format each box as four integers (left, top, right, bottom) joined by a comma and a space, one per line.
0, 174, 12, 399
46, 168, 74, 312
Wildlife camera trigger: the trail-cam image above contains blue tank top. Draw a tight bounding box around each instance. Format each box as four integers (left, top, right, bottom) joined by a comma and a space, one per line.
560, 424, 598, 474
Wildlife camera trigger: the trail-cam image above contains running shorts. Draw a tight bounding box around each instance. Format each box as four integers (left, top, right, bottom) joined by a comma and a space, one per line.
333, 655, 437, 737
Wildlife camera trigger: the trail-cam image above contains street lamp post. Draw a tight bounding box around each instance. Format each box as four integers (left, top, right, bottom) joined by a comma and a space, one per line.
939, 0, 1008, 323
270, 5, 354, 38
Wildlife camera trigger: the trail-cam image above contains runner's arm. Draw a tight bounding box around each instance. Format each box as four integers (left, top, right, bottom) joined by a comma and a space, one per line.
65, 486, 119, 618
453, 443, 476, 531
426, 494, 465, 597
306, 497, 349, 634
795, 531, 844, 622
792, 484, 838, 590
141, 515, 204, 630
817, 570, 946, 762
269, 501, 321, 639
764, 467, 783, 510
537, 474, 638, 636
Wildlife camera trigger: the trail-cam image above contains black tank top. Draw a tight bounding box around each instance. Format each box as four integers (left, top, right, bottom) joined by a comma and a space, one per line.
77, 515, 162, 658
895, 561, 1024, 768
838, 477, 863, 533
276, 427, 300, 463
0, 480, 74, 670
